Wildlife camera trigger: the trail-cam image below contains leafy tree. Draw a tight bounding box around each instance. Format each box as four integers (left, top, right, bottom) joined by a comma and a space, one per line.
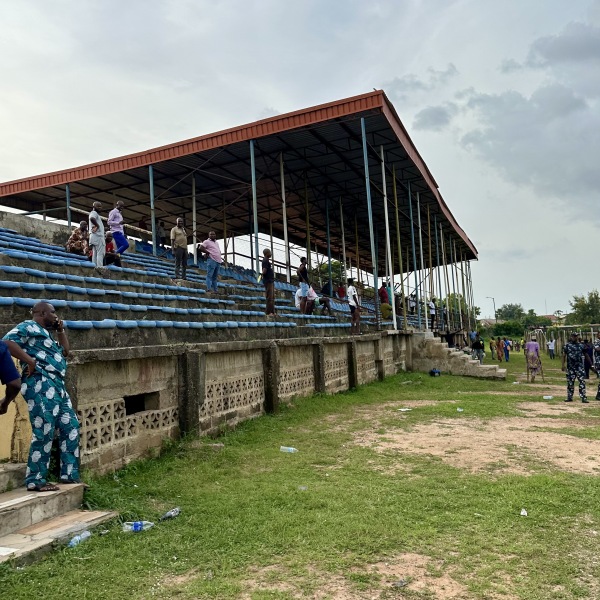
493, 320, 524, 338
496, 303, 525, 321
311, 260, 346, 286
565, 290, 600, 325
521, 309, 552, 329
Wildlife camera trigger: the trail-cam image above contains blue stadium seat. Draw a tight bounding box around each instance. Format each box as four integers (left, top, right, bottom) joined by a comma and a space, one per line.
67, 301, 91, 309
89, 302, 111, 310
0, 266, 25, 274
173, 322, 190, 328
0, 281, 20, 289
65, 320, 93, 330
14, 298, 36, 308
47, 299, 68, 309
92, 320, 117, 329
137, 320, 157, 328
155, 320, 174, 327
110, 303, 130, 311
115, 320, 138, 329
0, 297, 14, 306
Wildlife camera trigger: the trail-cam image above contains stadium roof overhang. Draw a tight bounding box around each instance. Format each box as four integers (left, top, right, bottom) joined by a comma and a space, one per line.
0, 90, 477, 276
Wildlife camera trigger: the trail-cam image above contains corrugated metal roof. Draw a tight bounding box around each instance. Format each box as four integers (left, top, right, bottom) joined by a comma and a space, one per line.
0, 90, 477, 272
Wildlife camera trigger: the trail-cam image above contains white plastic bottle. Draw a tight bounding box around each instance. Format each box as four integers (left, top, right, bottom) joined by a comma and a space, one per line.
122, 521, 155, 532
68, 530, 91, 547
280, 446, 298, 453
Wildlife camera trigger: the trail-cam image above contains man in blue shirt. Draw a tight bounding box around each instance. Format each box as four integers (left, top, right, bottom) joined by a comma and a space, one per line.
562, 332, 591, 403
0, 340, 33, 416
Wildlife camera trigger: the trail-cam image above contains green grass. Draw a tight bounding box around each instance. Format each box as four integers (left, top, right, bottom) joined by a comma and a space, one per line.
2, 352, 600, 599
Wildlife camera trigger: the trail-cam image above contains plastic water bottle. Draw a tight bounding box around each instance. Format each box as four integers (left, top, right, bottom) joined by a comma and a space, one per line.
68, 530, 91, 547
280, 446, 298, 453
122, 521, 155, 532
159, 507, 181, 521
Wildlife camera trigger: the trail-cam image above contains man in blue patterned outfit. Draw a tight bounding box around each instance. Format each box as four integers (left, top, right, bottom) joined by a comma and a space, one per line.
3, 302, 81, 491
594, 331, 600, 400
562, 332, 591, 404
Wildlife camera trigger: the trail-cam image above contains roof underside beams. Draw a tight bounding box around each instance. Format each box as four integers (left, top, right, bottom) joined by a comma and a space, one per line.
0, 95, 477, 276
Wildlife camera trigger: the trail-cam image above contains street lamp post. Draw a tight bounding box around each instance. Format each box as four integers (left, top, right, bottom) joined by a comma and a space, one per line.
486, 296, 497, 321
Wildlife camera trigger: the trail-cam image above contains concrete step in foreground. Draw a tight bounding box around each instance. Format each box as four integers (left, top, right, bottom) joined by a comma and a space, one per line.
0, 508, 117, 565
0, 483, 86, 537
0, 463, 26, 494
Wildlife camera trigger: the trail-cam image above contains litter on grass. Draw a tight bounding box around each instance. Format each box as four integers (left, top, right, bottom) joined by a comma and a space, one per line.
398, 408, 412, 412
543, 396, 554, 400
520, 508, 528, 517
457, 408, 464, 413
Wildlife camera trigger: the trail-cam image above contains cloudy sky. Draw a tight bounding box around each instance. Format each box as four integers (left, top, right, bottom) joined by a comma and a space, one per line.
1, 0, 598, 317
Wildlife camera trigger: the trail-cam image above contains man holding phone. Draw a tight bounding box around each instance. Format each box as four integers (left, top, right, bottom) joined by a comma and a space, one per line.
3, 302, 81, 492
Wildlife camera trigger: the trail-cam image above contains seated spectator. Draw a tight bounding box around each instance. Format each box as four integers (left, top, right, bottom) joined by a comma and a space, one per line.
157, 221, 167, 248
295, 286, 315, 314
378, 283, 389, 305
104, 233, 122, 267
321, 280, 332, 297
65, 221, 89, 256
336, 282, 346, 300
381, 303, 393, 319
138, 217, 149, 243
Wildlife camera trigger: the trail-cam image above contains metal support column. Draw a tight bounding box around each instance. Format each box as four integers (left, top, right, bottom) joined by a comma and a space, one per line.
279, 153, 291, 282
416, 193, 428, 330
381, 147, 396, 330
392, 166, 407, 329
149, 165, 157, 256
223, 198, 227, 265
407, 182, 421, 329
434, 216, 444, 331
192, 176, 197, 265
325, 196, 332, 292
65, 184, 71, 228
339, 197, 347, 286
360, 117, 379, 323
249, 139, 260, 275
304, 174, 311, 268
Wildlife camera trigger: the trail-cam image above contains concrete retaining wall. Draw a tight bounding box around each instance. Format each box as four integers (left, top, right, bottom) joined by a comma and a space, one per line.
1, 330, 505, 474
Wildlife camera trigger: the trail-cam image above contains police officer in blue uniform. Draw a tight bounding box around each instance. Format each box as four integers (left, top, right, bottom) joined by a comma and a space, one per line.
562, 332, 592, 403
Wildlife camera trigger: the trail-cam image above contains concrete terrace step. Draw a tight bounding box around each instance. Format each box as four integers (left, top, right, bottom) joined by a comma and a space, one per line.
0, 483, 86, 538
0, 464, 26, 494
0, 509, 117, 565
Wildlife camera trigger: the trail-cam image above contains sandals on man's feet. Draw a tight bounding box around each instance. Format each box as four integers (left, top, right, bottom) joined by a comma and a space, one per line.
31, 483, 60, 492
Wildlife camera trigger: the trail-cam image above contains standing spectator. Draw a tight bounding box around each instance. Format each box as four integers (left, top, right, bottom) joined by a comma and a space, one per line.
138, 217, 149, 243
65, 221, 89, 256
583, 339, 594, 379
408, 293, 416, 315
157, 221, 167, 248
262, 248, 275, 316
321, 280, 332, 297
198, 230, 223, 294
336, 282, 346, 300
104, 233, 122, 267
88, 201, 105, 271
525, 335, 542, 382
429, 297, 437, 330
503, 337, 511, 362
108, 200, 129, 255
297, 257, 310, 314
2, 302, 81, 490
295, 287, 315, 314
347, 278, 361, 335
547, 338, 556, 360
562, 332, 591, 403
472, 333, 485, 364
170, 218, 189, 281
496, 337, 504, 363
489, 336, 497, 360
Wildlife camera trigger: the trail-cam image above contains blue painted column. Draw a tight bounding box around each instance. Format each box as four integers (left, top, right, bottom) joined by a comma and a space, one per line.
407, 182, 422, 329
325, 196, 332, 292
434, 216, 444, 331
149, 165, 157, 256
249, 140, 260, 276
65, 184, 71, 228
360, 117, 379, 323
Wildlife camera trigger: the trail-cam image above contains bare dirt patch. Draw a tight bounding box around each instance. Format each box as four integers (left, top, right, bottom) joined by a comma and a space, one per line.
353, 417, 600, 475
516, 401, 600, 418
242, 554, 475, 599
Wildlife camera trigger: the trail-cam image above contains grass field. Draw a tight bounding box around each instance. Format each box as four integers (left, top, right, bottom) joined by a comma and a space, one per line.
2, 349, 600, 599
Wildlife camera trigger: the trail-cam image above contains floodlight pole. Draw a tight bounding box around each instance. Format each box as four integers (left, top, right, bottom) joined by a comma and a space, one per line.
326, 195, 332, 293
339, 197, 347, 286
149, 165, 157, 256
249, 139, 260, 276
360, 117, 379, 324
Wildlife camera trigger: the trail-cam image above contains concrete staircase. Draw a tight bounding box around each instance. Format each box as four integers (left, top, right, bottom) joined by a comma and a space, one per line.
411, 332, 507, 379
0, 464, 116, 564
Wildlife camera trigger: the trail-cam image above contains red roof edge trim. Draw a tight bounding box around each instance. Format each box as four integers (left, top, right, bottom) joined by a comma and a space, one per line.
0, 90, 385, 198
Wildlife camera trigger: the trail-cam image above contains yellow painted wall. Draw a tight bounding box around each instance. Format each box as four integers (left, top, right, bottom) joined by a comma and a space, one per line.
0, 364, 31, 462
